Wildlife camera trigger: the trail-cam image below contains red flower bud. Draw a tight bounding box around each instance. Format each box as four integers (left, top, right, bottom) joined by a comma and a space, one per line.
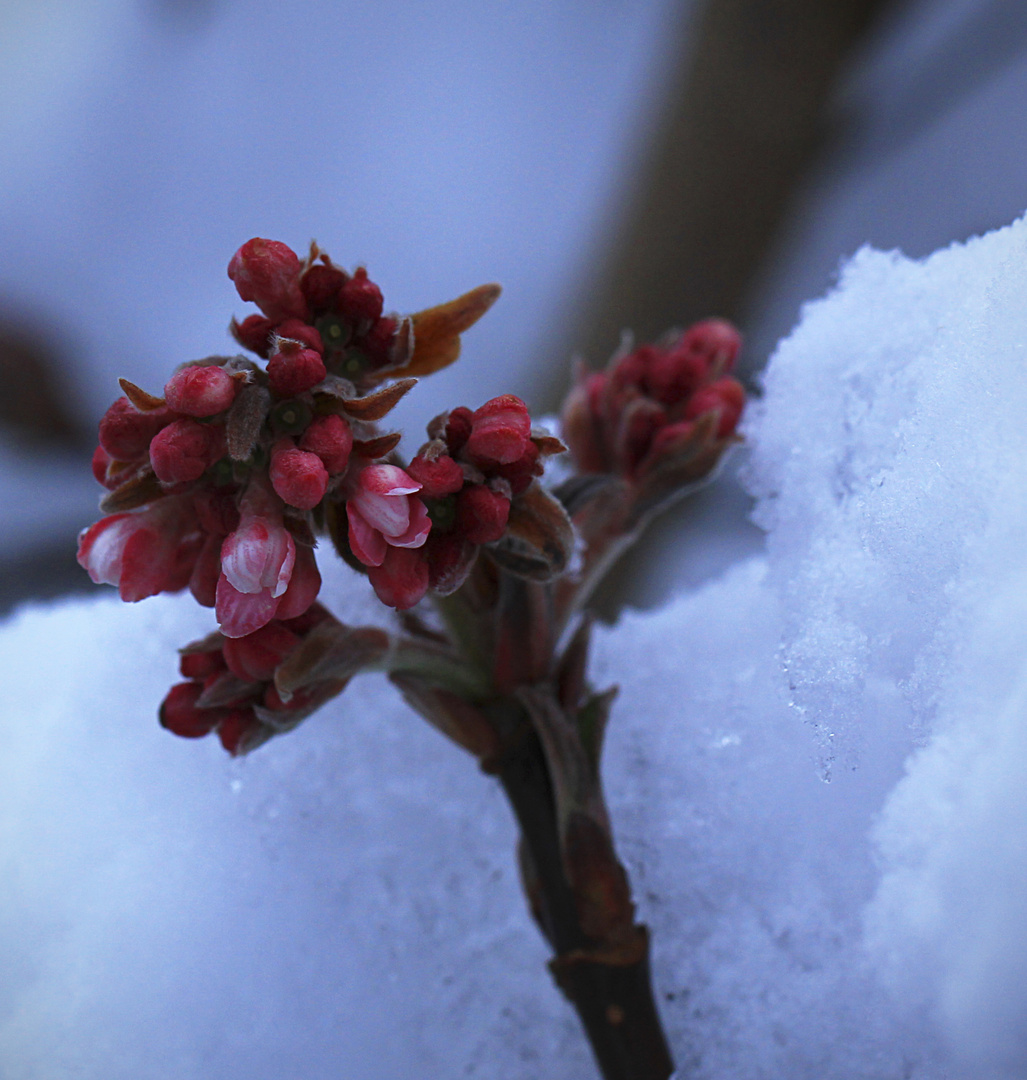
91, 444, 118, 489
298, 414, 353, 475
366, 545, 429, 610
221, 621, 301, 682
301, 263, 348, 309
160, 682, 222, 739
466, 394, 532, 465
456, 484, 510, 544
406, 452, 464, 498
267, 343, 326, 397
337, 267, 384, 323
165, 365, 237, 417
231, 314, 276, 357
443, 407, 473, 455
98, 397, 171, 461
180, 648, 225, 680
360, 315, 397, 367
683, 377, 745, 438
149, 418, 220, 484
217, 708, 263, 756
228, 238, 308, 322
276, 319, 324, 354
680, 318, 741, 373
269, 439, 329, 510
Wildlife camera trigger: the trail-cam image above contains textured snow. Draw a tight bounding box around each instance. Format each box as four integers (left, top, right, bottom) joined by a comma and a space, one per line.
5, 214, 1027, 1076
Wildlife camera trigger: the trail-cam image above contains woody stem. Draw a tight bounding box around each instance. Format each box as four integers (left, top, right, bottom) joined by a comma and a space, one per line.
496, 725, 675, 1080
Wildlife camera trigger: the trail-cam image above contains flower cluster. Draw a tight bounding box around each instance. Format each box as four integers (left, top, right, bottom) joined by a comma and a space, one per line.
77, 237, 744, 764
228, 238, 409, 389
159, 603, 346, 756
560, 319, 745, 483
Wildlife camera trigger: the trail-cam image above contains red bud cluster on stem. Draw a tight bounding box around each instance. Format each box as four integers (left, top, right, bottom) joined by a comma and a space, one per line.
78, 236, 746, 1080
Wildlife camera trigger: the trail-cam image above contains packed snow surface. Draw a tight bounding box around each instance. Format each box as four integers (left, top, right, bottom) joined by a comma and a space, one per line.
5, 215, 1027, 1077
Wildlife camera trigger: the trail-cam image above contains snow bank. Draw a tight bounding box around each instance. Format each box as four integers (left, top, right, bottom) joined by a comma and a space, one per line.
4, 214, 1027, 1077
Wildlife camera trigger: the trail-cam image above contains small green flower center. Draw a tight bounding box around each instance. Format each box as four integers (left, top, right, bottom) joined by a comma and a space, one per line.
427, 495, 457, 531
271, 399, 312, 435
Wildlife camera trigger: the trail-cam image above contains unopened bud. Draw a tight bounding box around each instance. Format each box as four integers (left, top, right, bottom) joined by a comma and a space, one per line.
231, 314, 276, 357
98, 397, 171, 461
269, 439, 329, 510
228, 238, 308, 322
683, 377, 745, 438
337, 267, 384, 323
467, 394, 532, 465
298, 414, 353, 474
149, 418, 221, 483
221, 621, 301, 682
165, 365, 236, 417
267, 343, 326, 397
160, 682, 222, 739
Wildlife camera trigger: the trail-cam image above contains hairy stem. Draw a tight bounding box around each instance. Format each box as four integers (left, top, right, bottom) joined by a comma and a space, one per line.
497, 726, 674, 1080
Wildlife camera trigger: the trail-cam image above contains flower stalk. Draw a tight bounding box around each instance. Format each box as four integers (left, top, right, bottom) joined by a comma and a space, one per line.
76, 237, 746, 1079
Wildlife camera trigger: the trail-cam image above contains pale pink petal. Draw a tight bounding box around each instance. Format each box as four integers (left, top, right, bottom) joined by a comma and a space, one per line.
215, 574, 281, 638
352, 488, 412, 538
347, 504, 388, 566
221, 517, 295, 596
275, 545, 322, 621
77, 514, 134, 586
390, 498, 431, 549
360, 463, 421, 496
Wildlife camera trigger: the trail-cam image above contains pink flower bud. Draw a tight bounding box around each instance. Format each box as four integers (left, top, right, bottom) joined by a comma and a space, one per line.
367, 546, 430, 610
275, 318, 324, 354
188, 534, 223, 608
165, 365, 237, 417
442, 407, 473, 455
77, 498, 199, 603
221, 621, 301, 682
456, 484, 510, 545
228, 238, 308, 322
160, 682, 223, 739
299, 414, 353, 475
680, 318, 741, 373
360, 315, 397, 368
406, 452, 464, 498
466, 394, 532, 465
231, 313, 276, 357
338, 267, 384, 323
560, 375, 607, 474
217, 709, 263, 756
215, 484, 298, 638
301, 263, 348, 309
267, 342, 327, 397
180, 648, 225, 680
91, 445, 119, 489
683, 377, 745, 438
273, 543, 321, 622
149, 418, 221, 484
346, 464, 431, 568
98, 396, 171, 461
269, 439, 329, 510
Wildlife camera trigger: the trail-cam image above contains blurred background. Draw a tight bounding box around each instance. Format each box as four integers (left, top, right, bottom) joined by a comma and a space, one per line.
2, 0, 1026, 614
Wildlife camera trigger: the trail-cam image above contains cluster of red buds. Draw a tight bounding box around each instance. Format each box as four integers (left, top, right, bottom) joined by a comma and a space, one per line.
159, 603, 350, 755
77, 236, 747, 1080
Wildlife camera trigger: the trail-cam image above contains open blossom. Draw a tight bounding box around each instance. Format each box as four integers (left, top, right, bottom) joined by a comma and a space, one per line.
77, 497, 201, 602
